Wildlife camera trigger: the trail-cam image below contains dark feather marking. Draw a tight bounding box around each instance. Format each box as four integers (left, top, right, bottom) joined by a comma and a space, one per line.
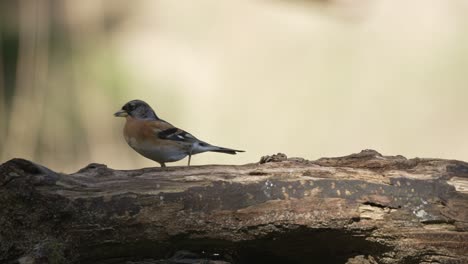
158, 128, 194, 142
158, 128, 179, 139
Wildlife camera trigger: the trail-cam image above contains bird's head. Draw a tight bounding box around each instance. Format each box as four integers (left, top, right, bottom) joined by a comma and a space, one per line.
114, 100, 158, 120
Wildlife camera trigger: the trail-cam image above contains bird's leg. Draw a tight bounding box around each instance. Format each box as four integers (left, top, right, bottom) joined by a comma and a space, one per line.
160, 162, 166, 168
187, 147, 193, 166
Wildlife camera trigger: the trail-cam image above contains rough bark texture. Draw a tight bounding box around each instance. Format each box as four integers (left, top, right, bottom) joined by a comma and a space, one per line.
1, 150, 467, 264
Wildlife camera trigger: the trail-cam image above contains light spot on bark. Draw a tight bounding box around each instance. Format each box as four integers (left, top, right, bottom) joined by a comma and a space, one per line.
359, 204, 394, 220
447, 177, 468, 193
414, 209, 428, 219
282, 186, 289, 199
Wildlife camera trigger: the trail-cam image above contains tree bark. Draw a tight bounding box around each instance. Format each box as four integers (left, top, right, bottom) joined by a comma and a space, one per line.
1, 150, 467, 264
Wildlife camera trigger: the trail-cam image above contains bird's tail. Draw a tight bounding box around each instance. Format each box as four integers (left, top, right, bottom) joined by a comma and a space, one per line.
209, 146, 245, 155
192, 141, 244, 155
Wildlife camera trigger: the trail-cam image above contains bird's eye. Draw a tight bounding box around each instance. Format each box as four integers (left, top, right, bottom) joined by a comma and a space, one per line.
123, 104, 132, 111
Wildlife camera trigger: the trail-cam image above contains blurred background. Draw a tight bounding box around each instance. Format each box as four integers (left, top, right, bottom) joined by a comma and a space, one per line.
1, 0, 468, 172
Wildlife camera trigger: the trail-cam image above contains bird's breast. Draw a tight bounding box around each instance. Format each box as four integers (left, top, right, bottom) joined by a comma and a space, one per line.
123, 118, 189, 163
124, 135, 138, 148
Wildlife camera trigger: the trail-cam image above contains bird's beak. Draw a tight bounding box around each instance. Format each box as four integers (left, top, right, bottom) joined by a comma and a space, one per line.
114, 110, 128, 117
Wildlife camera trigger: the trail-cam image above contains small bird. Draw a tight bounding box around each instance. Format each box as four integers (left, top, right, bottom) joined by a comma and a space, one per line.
114, 100, 244, 167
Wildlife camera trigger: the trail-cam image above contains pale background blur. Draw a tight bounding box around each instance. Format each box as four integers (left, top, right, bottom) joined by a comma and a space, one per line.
1, 0, 468, 172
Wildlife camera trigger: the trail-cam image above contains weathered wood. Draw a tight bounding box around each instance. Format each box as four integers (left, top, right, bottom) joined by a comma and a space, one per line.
1, 150, 467, 263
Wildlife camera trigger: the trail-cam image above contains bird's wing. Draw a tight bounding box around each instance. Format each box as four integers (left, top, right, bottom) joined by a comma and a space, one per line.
149, 120, 200, 144
146, 119, 244, 154
157, 127, 199, 143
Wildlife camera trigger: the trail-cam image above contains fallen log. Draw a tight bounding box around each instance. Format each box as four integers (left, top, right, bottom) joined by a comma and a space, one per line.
0, 150, 467, 263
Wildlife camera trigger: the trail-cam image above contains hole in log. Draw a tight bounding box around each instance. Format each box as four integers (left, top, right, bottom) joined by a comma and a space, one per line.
248, 171, 268, 176
78, 228, 390, 264
232, 229, 389, 264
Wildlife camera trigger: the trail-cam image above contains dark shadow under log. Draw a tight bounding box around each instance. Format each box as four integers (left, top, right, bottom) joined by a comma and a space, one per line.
0, 150, 467, 263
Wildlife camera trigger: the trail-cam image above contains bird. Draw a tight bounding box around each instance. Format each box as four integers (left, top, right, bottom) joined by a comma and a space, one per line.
114, 99, 244, 167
